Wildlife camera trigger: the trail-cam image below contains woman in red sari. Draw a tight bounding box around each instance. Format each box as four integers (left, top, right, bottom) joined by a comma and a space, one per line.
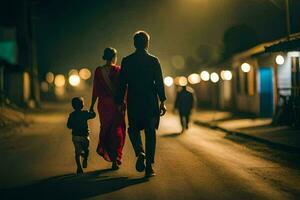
89, 47, 126, 170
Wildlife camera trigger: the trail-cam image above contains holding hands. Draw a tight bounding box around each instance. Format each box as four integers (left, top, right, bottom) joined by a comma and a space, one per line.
160, 102, 167, 116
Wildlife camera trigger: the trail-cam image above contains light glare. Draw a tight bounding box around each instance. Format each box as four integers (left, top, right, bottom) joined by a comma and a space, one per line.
79, 68, 92, 80
188, 73, 201, 84
69, 75, 81, 86
275, 55, 285, 65
178, 76, 188, 86
54, 74, 66, 87
210, 72, 219, 83
200, 71, 210, 81
220, 70, 232, 81
241, 63, 251, 73
164, 76, 174, 87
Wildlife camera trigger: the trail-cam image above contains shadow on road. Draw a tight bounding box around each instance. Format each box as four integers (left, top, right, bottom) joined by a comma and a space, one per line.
160, 132, 182, 138
1, 169, 148, 200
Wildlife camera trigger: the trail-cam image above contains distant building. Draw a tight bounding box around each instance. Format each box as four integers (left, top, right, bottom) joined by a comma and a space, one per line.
0, 27, 30, 106
0, 0, 40, 107
214, 33, 300, 124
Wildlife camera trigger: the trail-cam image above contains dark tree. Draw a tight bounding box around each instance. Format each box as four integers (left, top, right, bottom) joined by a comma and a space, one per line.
222, 24, 261, 59
185, 44, 221, 74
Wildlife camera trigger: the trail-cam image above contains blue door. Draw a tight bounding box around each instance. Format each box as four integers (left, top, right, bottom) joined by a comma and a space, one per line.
259, 67, 274, 117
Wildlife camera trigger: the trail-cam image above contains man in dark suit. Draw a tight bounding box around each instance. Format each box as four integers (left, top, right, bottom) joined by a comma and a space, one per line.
116, 31, 167, 177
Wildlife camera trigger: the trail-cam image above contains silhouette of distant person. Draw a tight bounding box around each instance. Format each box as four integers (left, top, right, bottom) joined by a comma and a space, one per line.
174, 86, 196, 133
116, 31, 167, 177
67, 97, 96, 174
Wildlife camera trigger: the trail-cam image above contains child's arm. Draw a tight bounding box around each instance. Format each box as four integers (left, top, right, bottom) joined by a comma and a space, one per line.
67, 114, 73, 129
86, 110, 96, 119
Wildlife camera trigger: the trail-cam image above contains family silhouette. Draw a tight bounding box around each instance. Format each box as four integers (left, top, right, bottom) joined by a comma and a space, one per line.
67, 31, 167, 177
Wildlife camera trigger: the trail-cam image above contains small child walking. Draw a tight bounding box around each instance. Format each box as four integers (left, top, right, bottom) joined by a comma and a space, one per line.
67, 97, 96, 174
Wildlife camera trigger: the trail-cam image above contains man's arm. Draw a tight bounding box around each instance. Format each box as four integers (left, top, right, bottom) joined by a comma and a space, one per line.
153, 58, 167, 116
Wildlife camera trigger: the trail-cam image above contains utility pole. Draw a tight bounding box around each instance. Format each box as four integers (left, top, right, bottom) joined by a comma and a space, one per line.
28, 0, 41, 107
19, 0, 40, 107
285, 0, 291, 39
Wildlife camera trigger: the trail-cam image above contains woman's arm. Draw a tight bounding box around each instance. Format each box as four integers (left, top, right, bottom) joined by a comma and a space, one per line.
89, 95, 97, 111
90, 68, 100, 111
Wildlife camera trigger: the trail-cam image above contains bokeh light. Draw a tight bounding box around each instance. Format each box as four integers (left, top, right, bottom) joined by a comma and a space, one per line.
188, 73, 201, 84
275, 55, 285, 65
200, 71, 210, 81
220, 70, 232, 81
40, 81, 49, 92
178, 76, 188, 86
68, 69, 78, 76
210, 72, 219, 83
79, 68, 92, 80
69, 74, 81, 86
54, 74, 66, 87
46, 72, 54, 83
241, 63, 251, 73
164, 76, 174, 87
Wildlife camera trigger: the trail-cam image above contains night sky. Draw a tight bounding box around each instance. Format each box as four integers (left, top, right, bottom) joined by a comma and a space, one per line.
34, 0, 300, 76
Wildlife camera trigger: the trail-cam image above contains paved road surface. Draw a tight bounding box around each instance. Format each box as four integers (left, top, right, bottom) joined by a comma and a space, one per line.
0, 103, 300, 200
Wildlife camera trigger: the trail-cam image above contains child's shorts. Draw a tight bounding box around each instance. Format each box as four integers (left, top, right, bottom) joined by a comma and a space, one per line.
72, 135, 90, 155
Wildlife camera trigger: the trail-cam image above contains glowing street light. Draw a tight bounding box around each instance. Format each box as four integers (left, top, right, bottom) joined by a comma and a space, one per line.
210, 72, 219, 83
188, 73, 201, 84
46, 72, 54, 83
275, 55, 285, 65
200, 71, 210, 81
220, 70, 232, 81
68, 69, 78, 76
54, 74, 66, 87
79, 68, 92, 80
178, 76, 188, 86
164, 76, 174, 87
241, 63, 251, 73
69, 74, 81, 87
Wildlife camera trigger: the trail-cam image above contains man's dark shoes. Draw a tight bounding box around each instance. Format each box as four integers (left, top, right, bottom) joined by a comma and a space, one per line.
145, 166, 155, 177
136, 152, 146, 172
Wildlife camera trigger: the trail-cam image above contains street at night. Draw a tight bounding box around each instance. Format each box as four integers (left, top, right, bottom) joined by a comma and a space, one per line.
0, 101, 300, 199
1, 0, 300, 199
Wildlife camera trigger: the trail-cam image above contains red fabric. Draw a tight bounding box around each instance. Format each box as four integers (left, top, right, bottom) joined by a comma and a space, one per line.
92, 65, 126, 165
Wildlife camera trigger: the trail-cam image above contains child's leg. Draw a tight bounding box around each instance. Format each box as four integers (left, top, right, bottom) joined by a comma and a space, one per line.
75, 153, 82, 172
73, 137, 83, 173
82, 137, 90, 168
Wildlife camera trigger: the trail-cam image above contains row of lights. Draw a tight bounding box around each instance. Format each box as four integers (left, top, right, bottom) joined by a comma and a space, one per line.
45, 68, 92, 88
164, 54, 289, 87
240, 54, 286, 73
164, 70, 233, 87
